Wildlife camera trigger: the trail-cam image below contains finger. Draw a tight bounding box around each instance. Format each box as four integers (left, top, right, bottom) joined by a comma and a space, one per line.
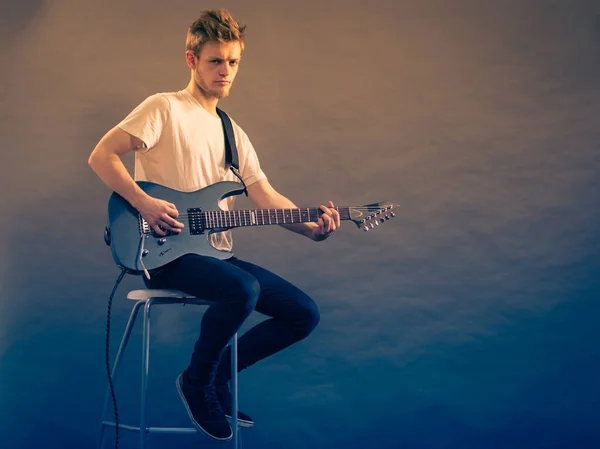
161, 213, 184, 230
328, 201, 341, 227
153, 224, 167, 236
318, 217, 327, 234
320, 204, 332, 216
167, 202, 179, 217
321, 213, 332, 233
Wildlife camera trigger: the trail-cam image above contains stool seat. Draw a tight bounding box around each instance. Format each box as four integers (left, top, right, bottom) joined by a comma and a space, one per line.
127, 289, 197, 300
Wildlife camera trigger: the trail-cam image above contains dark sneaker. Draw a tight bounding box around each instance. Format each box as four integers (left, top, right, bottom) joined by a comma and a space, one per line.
215, 377, 255, 427
176, 372, 233, 441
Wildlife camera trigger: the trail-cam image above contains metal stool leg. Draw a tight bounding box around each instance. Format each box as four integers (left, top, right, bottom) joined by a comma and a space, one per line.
99, 300, 145, 449
231, 332, 240, 449
140, 298, 154, 449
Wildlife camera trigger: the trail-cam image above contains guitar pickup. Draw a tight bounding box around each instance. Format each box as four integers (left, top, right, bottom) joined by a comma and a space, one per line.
187, 208, 204, 235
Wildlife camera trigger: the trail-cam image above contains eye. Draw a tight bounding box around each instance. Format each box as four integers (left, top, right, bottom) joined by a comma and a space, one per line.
230, 60, 239, 66
211, 59, 221, 64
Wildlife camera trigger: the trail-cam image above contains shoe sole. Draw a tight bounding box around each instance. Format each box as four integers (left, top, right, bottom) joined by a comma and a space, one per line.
176, 374, 233, 441
225, 413, 254, 428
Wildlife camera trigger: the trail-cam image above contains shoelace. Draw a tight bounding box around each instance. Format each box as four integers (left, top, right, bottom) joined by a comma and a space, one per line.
202, 385, 225, 419
214, 377, 232, 411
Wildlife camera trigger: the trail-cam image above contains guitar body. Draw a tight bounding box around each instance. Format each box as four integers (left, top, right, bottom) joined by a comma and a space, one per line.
107, 181, 246, 274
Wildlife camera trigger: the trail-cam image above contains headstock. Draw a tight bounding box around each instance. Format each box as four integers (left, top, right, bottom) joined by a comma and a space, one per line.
349, 202, 399, 232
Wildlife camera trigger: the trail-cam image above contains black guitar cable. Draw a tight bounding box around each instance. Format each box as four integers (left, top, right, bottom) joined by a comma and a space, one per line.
105, 268, 127, 449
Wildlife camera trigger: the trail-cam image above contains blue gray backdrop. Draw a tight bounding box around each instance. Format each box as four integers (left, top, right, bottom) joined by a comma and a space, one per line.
1, 0, 599, 448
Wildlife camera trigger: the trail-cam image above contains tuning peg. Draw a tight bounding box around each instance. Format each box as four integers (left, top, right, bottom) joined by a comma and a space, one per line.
390, 212, 396, 218
363, 226, 369, 232
380, 218, 385, 223
369, 223, 375, 229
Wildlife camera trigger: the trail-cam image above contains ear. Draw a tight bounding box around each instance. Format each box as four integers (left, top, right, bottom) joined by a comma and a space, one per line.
185, 50, 197, 70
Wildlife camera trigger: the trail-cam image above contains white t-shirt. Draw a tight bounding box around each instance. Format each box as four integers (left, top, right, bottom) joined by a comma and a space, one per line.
117, 89, 267, 252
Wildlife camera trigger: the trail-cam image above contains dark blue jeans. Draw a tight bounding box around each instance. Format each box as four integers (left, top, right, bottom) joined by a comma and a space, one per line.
144, 254, 320, 383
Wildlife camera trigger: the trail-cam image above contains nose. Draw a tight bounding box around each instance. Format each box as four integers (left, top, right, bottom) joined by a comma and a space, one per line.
219, 63, 231, 78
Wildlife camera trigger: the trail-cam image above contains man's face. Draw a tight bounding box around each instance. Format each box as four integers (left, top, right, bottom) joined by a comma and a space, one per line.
190, 40, 242, 100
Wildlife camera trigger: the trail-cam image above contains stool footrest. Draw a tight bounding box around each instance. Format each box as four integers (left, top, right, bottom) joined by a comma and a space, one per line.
102, 421, 198, 434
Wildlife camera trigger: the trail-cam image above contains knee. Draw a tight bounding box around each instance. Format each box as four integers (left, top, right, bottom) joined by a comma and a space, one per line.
293, 297, 320, 339
228, 276, 260, 313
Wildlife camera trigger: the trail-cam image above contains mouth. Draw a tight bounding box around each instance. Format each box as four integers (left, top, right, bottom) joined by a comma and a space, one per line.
215, 81, 230, 85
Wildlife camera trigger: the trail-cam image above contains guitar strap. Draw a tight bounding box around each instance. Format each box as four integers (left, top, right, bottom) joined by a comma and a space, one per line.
216, 108, 248, 196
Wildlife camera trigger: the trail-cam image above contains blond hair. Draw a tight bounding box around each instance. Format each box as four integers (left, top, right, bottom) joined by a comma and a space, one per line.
186, 9, 246, 56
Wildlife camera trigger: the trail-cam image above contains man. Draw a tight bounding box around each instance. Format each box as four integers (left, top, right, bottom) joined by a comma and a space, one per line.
88, 8, 340, 442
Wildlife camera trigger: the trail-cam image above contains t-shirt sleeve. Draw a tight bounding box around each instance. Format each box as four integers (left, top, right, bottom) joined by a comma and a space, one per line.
117, 94, 170, 152
234, 124, 267, 187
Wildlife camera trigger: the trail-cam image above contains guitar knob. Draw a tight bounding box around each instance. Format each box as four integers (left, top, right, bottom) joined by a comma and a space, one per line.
158, 238, 167, 245
142, 249, 149, 256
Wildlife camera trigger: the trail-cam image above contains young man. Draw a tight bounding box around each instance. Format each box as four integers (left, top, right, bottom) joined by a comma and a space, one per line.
88, 9, 340, 442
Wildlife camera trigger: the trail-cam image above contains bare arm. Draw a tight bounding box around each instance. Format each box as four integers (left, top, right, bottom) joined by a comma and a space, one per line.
247, 178, 340, 241
88, 127, 183, 235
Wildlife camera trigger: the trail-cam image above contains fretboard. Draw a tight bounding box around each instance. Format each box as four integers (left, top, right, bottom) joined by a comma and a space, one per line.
189, 207, 352, 230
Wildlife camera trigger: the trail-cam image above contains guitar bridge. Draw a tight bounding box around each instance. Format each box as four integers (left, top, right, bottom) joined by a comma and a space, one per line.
139, 216, 151, 235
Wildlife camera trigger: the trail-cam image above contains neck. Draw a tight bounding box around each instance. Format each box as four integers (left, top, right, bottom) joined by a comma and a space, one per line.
185, 81, 219, 117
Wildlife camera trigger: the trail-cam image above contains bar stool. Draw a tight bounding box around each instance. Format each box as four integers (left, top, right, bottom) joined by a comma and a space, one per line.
98, 289, 242, 449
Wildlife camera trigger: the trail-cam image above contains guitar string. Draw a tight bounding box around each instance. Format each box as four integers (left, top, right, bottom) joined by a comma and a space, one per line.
143, 209, 395, 231
155, 207, 395, 219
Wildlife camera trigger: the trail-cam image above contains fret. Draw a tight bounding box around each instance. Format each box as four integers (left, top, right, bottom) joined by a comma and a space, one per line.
202, 206, 351, 229
203, 206, 351, 228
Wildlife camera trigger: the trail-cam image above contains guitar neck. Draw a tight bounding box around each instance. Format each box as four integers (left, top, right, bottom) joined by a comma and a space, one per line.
197, 207, 352, 229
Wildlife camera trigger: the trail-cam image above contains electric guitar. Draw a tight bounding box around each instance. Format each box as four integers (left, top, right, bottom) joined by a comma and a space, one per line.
105, 181, 399, 275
